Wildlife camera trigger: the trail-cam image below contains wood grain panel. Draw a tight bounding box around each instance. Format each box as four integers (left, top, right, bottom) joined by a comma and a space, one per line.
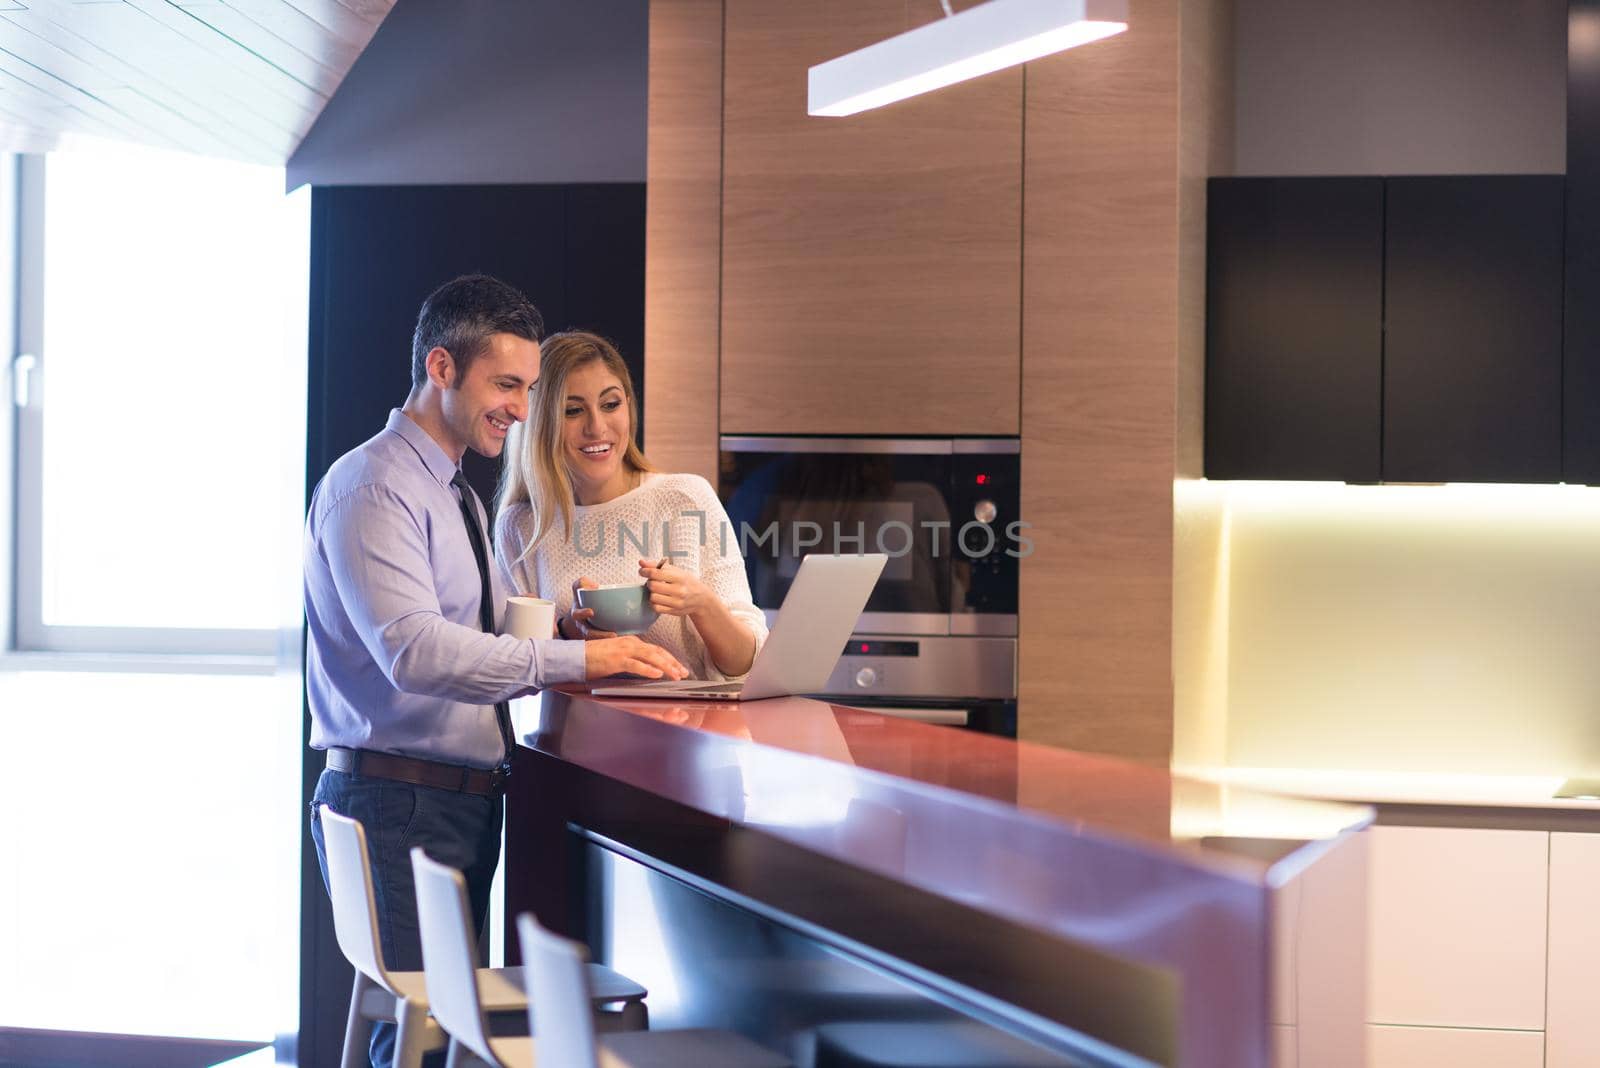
643, 0, 723, 482
1177, 0, 1233, 479
1018, 0, 1190, 763
1171, 0, 1233, 770
718, 0, 1022, 436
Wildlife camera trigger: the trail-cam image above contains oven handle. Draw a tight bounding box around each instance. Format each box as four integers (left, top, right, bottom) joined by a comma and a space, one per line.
721, 436, 954, 455
720, 436, 1020, 456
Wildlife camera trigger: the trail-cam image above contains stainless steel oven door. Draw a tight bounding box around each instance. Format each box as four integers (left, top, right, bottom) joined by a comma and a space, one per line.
721, 437, 958, 635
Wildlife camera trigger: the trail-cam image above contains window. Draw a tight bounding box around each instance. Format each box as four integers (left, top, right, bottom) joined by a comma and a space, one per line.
0, 669, 303, 1039
3, 137, 308, 1046
15, 141, 308, 656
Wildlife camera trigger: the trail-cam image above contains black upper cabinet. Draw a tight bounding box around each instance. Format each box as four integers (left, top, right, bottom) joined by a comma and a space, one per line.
1206, 178, 1384, 481
1206, 174, 1565, 483
1383, 176, 1565, 483
1566, 0, 1600, 483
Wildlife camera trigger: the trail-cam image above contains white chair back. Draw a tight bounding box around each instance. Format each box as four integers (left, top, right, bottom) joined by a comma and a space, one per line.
319, 805, 396, 992
411, 848, 498, 1064
517, 911, 602, 1068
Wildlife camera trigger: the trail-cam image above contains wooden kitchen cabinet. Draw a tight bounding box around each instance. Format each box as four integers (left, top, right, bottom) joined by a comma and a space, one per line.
1205, 177, 1383, 480
718, 0, 1022, 436
1382, 176, 1564, 483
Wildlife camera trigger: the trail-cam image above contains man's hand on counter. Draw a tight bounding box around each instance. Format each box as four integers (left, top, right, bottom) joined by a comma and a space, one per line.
584, 637, 690, 681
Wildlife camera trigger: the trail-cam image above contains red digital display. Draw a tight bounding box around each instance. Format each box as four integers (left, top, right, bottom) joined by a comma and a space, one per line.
845, 640, 919, 656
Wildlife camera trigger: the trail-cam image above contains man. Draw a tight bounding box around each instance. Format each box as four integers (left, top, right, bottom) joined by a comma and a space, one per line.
303, 274, 686, 1068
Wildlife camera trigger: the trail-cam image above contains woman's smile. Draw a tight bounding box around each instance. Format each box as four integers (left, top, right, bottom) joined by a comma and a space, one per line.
562, 361, 634, 503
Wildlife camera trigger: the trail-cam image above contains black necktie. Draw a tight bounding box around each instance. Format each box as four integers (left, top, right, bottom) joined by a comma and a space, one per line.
452, 471, 514, 773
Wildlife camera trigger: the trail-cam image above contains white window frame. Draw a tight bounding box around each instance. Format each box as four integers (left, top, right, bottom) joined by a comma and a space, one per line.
0, 155, 14, 659
11, 153, 283, 662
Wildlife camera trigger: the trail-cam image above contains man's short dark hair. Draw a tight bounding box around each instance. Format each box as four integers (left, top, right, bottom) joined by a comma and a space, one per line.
411, 274, 545, 387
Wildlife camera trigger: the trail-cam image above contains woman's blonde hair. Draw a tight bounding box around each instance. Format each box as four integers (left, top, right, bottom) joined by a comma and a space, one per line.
497, 330, 654, 556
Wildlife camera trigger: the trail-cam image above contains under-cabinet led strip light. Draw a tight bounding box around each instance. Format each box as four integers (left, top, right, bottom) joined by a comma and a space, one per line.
808, 0, 1129, 118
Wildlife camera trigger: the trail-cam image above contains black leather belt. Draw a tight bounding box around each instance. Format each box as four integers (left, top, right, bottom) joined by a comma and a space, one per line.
326, 747, 508, 797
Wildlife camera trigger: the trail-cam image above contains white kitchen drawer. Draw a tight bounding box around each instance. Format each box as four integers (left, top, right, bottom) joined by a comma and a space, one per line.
1547, 831, 1600, 1067
1368, 1024, 1542, 1068
1367, 826, 1547, 1029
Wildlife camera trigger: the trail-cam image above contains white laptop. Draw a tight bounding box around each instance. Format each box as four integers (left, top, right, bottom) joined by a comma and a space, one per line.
590, 553, 888, 702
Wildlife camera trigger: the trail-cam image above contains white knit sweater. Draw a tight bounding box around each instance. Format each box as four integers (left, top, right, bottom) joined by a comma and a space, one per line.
494, 473, 767, 680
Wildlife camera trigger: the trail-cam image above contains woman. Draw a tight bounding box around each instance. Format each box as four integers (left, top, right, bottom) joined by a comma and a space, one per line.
494, 331, 765, 679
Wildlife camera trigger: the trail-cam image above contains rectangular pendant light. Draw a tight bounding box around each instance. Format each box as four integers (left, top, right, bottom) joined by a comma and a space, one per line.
808, 0, 1128, 117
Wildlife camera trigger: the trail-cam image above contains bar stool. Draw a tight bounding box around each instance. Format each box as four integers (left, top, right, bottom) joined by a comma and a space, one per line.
517, 911, 794, 1067
320, 806, 646, 1068
411, 847, 791, 1067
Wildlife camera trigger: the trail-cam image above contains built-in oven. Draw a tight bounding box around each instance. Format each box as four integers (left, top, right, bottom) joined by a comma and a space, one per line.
719, 436, 1020, 735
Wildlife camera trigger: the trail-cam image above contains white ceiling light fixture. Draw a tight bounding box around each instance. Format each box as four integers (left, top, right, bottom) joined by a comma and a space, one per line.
808, 0, 1129, 118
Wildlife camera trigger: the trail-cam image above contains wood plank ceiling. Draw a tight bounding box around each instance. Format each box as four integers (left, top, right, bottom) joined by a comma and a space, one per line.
0, 0, 394, 163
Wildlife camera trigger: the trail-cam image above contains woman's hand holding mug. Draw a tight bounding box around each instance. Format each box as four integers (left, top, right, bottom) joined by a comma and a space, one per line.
639, 558, 715, 618
562, 576, 618, 640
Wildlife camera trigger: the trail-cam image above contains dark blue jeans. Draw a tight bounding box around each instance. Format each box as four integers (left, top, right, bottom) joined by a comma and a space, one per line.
310, 767, 504, 1068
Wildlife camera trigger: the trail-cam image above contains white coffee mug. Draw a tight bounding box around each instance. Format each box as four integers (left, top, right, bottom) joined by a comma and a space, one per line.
503, 596, 556, 640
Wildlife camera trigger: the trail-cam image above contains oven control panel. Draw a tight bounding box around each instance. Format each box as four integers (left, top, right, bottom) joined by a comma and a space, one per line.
950, 451, 1019, 618
842, 640, 919, 690
825, 635, 1017, 701
842, 639, 920, 657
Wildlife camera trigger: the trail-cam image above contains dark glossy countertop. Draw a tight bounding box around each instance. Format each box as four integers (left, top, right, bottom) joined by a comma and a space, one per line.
511, 689, 1371, 1067
512, 688, 1367, 933
516, 688, 1368, 875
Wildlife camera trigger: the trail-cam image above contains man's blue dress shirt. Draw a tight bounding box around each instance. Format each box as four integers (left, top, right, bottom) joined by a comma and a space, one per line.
304, 409, 586, 768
